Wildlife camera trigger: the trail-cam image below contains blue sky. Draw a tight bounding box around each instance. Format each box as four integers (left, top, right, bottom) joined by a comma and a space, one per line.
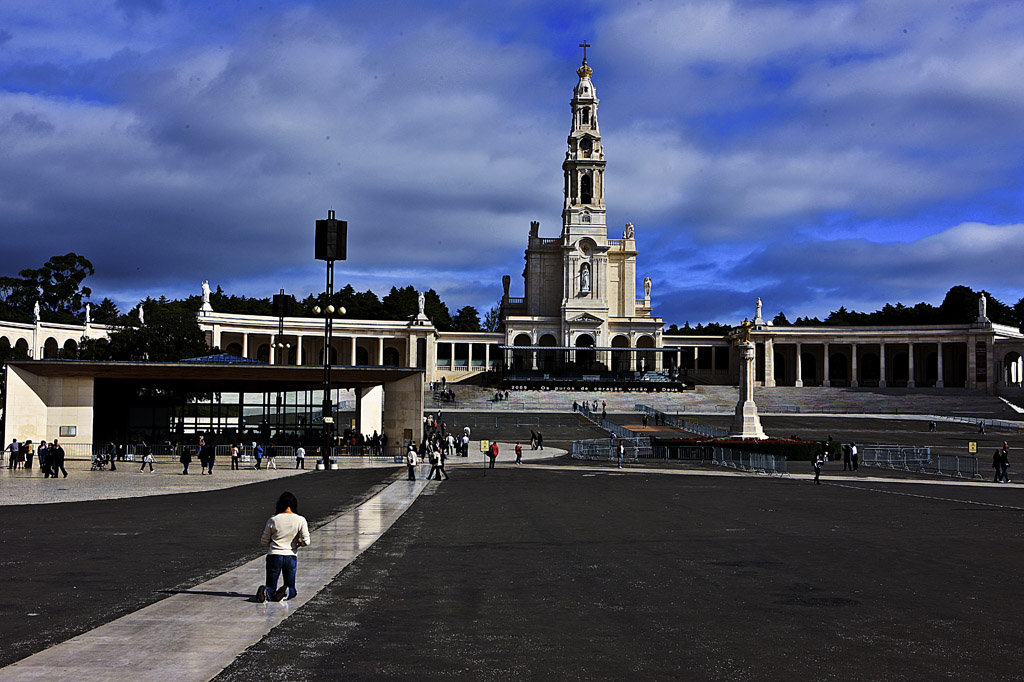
2, 0, 1024, 325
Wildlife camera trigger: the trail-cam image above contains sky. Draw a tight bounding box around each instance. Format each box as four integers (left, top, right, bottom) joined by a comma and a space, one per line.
2, 0, 1024, 325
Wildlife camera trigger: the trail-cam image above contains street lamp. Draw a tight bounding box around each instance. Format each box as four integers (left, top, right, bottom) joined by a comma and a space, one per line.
314, 210, 347, 469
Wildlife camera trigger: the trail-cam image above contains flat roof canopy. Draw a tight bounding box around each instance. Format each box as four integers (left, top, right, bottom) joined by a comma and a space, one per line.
8, 360, 422, 392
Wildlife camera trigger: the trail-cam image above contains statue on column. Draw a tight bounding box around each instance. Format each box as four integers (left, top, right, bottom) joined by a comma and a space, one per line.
33, 300, 40, 322
418, 291, 426, 317
978, 292, 988, 321
625, 222, 634, 239
643, 277, 652, 300
200, 280, 213, 313
138, 306, 145, 326
502, 274, 511, 299
755, 297, 763, 323
85, 303, 91, 325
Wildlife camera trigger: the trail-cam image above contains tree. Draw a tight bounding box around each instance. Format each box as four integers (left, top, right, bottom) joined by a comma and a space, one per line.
382, 286, 418, 320
19, 253, 95, 324
772, 312, 791, 326
424, 289, 452, 330
86, 298, 212, 361
452, 305, 481, 332
91, 298, 121, 325
483, 303, 503, 333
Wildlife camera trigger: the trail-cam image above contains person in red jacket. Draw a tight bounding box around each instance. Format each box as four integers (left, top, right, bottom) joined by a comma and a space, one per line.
488, 441, 499, 469
515, 442, 522, 465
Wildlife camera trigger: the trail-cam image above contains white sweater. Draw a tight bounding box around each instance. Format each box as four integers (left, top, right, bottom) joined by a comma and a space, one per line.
260, 512, 311, 556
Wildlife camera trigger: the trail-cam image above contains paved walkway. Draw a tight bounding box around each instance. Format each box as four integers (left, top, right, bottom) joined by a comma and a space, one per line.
0, 472, 430, 682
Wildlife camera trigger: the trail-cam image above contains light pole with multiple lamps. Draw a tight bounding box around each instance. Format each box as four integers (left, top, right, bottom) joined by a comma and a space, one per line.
314, 210, 347, 468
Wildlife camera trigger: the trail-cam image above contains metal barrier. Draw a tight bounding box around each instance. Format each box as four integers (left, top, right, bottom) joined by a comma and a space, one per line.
578, 405, 640, 439
860, 445, 932, 471
571, 437, 652, 462
930, 454, 981, 478
710, 447, 788, 475
633, 404, 729, 438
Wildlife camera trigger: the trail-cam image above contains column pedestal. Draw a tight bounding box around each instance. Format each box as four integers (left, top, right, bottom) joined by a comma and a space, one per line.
730, 342, 767, 440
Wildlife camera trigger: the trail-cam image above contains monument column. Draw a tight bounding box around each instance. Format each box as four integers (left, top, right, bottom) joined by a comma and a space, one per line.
850, 343, 858, 387
879, 342, 887, 388
242, 333, 249, 359
350, 337, 357, 365
936, 341, 944, 388
378, 337, 384, 366
794, 342, 803, 387
764, 337, 775, 387
729, 324, 766, 439
907, 342, 915, 388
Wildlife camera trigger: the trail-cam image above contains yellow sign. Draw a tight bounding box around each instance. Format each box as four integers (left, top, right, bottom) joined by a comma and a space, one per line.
480, 440, 489, 452
968, 441, 977, 454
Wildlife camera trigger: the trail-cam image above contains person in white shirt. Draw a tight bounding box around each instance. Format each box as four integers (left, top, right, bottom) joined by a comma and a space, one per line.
295, 446, 305, 469
257, 491, 311, 603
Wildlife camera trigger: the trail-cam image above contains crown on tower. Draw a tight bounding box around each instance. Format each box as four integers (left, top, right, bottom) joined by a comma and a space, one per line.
577, 60, 593, 79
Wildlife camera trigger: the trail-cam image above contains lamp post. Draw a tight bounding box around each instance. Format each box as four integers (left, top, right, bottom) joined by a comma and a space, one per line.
314, 210, 347, 468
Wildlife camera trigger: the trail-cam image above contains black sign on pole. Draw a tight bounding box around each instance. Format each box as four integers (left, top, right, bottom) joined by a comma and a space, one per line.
315, 210, 347, 261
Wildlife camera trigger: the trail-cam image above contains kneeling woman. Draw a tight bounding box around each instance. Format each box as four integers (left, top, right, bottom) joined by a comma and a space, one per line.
256, 491, 311, 603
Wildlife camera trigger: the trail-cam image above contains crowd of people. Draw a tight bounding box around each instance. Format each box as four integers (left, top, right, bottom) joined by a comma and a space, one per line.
4, 437, 68, 477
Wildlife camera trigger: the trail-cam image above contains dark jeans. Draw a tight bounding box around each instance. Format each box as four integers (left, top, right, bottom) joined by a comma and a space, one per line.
265, 554, 297, 600
231, 456, 240, 470
488, 456, 496, 469
255, 458, 262, 470
53, 461, 68, 477
208, 457, 215, 473
296, 458, 304, 469
407, 464, 416, 480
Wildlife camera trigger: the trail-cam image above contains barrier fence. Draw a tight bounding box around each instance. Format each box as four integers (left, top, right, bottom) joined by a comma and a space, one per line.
572, 438, 786, 475
860, 445, 981, 478
633, 404, 729, 439
577, 405, 639, 439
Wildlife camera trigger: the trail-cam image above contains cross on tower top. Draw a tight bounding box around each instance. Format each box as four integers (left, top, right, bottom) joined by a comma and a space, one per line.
579, 40, 591, 62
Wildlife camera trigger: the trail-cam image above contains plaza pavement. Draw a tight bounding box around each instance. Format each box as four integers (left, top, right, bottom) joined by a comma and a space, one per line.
2, 442, 1024, 680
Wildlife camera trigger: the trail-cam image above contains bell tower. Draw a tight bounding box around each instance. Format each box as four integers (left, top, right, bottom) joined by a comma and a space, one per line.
560, 43, 610, 342
561, 41, 607, 241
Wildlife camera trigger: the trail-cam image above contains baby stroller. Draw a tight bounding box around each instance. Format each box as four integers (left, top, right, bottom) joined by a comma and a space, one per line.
90, 451, 110, 471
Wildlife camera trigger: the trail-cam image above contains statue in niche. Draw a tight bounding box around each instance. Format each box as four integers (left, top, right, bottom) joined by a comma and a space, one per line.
418, 291, 426, 317
202, 280, 211, 304
643, 277, 652, 300
625, 223, 634, 239
580, 263, 592, 294
85, 303, 91, 325
33, 300, 40, 322
979, 292, 988, 320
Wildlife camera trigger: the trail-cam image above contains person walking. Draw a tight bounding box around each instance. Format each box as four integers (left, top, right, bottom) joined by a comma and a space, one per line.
180, 446, 192, 475
813, 452, 823, 485
139, 441, 154, 472
50, 440, 68, 478
842, 444, 852, 471
206, 438, 216, 475
993, 449, 1003, 482
1001, 443, 1011, 483
530, 430, 537, 450
461, 433, 470, 457
254, 443, 264, 470
515, 441, 522, 465
256, 491, 311, 604
488, 441, 498, 469
266, 444, 278, 470
536, 431, 544, 450
106, 440, 117, 472
406, 442, 418, 480
851, 442, 859, 471
617, 440, 625, 469
426, 446, 441, 481
231, 443, 240, 470
295, 446, 305, 469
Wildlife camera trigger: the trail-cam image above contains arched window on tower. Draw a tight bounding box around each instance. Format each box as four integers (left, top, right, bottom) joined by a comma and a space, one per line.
581, 213, 591, 223
580, 174, 592, 204
581, 108, 589, 125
